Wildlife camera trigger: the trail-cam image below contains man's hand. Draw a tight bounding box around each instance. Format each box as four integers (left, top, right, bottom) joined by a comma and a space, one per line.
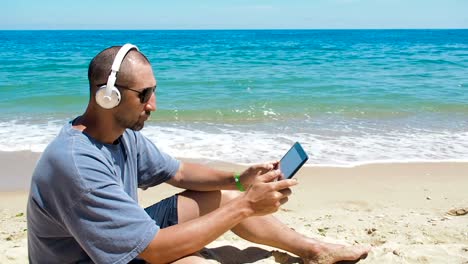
240, 161, 282, 188
242, 169, 297, 216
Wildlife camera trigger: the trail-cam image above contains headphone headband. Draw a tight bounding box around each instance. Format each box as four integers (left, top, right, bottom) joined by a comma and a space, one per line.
105, 43, 140, 97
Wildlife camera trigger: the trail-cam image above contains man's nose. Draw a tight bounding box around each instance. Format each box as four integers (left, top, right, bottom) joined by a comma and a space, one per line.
145, 93, 156, 111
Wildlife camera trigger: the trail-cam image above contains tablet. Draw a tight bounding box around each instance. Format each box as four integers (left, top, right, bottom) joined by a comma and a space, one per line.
278, 142, 309, 179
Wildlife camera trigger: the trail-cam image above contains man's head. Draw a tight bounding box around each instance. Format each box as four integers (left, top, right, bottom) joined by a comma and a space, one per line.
88, 45, 151, 93
87, 45, 157, 131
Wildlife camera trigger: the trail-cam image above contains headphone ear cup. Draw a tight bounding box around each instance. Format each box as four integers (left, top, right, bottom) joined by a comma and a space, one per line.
95, 85, 121, 109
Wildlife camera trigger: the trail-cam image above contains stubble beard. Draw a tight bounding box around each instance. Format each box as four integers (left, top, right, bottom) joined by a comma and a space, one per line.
115, 114, 145, 131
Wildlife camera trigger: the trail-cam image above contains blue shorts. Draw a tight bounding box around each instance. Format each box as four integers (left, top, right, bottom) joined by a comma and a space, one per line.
130, 195, 179, 263
144, 194, 179, 228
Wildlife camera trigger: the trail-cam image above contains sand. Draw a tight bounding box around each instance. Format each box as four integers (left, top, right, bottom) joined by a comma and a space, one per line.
1, 151, 467, 263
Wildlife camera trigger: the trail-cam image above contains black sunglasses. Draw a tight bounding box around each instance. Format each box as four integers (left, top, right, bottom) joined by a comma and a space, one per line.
98, 84, 156, 104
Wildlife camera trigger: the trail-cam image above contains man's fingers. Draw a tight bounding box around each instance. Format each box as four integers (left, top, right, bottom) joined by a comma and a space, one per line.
272, 179, 298, 191
252, 162, 275, 171
265, 160, 280, 170
279, 197, 289, 205
258, 169, 281, 182
271, 160, 280, 169
253, 160, 279, 170
279, 187, 292, 197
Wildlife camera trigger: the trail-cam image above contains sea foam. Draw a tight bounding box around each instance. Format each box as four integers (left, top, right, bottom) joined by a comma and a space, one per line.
2, 120, 467, 166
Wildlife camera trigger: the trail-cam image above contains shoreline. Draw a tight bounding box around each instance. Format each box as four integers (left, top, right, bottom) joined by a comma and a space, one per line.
1, 150, 468, 191
1, 150, 467, 263
2, 117, 468, 166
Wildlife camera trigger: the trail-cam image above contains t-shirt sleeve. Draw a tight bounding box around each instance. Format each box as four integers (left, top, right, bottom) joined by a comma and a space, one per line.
134, 133, 180, 189
51, 143, 159, 264
62, 183, 158, 264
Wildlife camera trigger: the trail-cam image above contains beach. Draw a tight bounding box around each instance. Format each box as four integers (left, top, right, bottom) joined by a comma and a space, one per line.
1, 151, 467, 263
1, 29, 467, 263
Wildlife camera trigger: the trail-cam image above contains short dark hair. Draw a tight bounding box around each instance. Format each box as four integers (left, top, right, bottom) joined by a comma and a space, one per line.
88, 46, 150, 91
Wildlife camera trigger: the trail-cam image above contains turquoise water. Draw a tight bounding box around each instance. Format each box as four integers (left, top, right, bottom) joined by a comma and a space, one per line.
0, 30, 467, 164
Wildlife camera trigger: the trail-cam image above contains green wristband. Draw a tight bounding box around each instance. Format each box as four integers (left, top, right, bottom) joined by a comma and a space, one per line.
233, 173, 245, 192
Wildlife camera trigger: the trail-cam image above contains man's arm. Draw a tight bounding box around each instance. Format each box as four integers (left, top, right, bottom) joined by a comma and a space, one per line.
167, 161, 277, 191
139, 170, 296, 264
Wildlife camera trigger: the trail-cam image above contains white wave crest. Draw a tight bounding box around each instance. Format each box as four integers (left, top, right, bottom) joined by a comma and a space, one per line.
1, 120, 467, 166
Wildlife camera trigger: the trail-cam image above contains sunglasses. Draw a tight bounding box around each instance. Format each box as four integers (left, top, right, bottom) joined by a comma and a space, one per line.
98, 84, 156, 104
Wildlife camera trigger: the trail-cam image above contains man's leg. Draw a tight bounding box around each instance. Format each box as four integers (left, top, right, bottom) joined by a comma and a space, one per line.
177, 190, 370, 264
171, 252, 209, 264
144, 196, 212, 264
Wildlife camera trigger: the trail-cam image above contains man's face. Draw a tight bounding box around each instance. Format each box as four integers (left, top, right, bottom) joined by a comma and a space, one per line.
114, 62, 157, 131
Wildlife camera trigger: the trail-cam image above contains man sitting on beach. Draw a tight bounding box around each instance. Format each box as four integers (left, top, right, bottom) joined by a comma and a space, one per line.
27, 44, 370, 264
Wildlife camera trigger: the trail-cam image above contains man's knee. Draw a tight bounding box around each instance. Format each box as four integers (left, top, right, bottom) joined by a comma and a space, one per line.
177, 190, 222, 221
177, 190, 243, 223
179, 190, 222, 206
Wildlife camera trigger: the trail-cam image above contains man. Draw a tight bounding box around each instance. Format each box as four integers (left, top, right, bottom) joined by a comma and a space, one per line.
27, 44, 370, 264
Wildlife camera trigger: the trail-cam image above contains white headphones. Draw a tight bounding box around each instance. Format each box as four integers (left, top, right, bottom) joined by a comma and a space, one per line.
95, 43, 140, 109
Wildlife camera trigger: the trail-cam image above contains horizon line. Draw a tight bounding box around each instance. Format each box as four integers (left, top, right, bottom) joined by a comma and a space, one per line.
1, 28, 467, 31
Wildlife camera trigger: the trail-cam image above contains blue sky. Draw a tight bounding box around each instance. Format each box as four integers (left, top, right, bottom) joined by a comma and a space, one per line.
2, 0, 467, 29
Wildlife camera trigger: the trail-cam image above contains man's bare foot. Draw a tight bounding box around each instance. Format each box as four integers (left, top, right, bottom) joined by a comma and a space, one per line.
303, 240, 371, 264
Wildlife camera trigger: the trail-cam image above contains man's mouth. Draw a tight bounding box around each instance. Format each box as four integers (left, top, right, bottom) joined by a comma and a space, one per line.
142, 112, 151, 121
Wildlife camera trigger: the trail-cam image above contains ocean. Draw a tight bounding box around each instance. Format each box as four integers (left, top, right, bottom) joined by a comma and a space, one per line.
0, 30, 467, 166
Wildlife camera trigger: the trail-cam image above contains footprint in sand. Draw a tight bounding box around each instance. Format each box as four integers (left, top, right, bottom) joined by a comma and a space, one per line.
446, 208, 468, 216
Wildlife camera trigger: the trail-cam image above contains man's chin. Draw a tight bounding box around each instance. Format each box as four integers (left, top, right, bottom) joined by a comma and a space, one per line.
130, 122, 145, 131
129, 116, 150, 131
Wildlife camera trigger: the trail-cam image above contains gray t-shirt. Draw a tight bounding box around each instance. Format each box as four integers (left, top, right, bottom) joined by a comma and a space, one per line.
27, 121, 180, 264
